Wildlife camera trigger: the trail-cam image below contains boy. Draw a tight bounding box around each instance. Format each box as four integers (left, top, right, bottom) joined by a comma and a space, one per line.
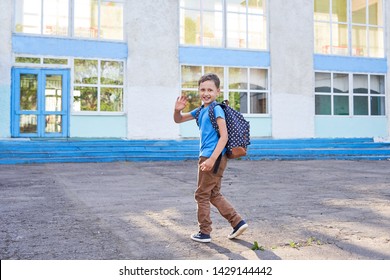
174, 73, 248, 243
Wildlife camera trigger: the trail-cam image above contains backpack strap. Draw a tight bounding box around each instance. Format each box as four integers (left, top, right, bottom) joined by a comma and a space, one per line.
194, 105, 203, 127
207, 102, 220, 135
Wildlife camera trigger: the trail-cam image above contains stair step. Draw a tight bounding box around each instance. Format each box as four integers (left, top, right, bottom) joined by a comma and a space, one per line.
1, 137, 390, 164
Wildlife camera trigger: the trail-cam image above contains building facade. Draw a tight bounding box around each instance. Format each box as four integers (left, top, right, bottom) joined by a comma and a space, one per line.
0, 0, 389, 140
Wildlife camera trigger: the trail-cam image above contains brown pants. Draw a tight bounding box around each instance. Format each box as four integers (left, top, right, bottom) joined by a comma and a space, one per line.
195, 155, 242, 235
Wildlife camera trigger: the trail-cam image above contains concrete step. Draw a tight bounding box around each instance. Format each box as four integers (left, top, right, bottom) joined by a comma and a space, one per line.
1, 138, 390, 164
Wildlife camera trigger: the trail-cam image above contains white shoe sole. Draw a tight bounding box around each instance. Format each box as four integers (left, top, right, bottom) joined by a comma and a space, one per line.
228, 223, 248, 239
191, 234, 211, 243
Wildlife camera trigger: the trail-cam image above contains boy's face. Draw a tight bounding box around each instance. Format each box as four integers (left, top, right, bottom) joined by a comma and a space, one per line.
198, 80, 220, 107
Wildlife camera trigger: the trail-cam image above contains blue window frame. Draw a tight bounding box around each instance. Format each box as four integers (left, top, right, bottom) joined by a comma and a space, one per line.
11, 68, 70, 138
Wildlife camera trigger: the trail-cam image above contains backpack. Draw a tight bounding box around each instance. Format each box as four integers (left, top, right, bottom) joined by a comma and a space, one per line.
194, 100, 250, 159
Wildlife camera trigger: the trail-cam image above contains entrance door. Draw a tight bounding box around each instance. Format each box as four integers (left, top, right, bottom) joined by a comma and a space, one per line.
12, 68, 70, 138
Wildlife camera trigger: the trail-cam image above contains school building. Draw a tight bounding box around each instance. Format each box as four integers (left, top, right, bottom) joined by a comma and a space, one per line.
0, 0, 389, 141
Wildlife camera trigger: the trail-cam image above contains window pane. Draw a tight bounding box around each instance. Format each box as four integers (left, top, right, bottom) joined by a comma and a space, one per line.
101, 1, 124, 40
203, 0, 223, 11
352, 0, 366, 24
203, 11, 223, 47
229, 92, 248, 113
100, 88, 123, 111
101, 60, 124, 85
204, 67, 224, 89
314, 0, 330, 21
15, 57, 41, 64
227, 13, 247, 48
181, 65, 202, 88
369, 0, 383, 25
353, 74, 368, 93
352, 25, 367, 56
180, 0, 200, 9
250, 92, 267, 113
370, 75, 385, 94
43, 0, 69, 36
332, 0, 347, 22
181, 90, 200, 112
74, 0, 98, 38
45, 115, 62, 133
369, 27, 384, 58
354, 96, 368, 115
248, 0, 265, 14
250, 68, 267, 90
20, 74, 38, 111
332, 23, 348, 55
15, 0, 42, 34
226, 0, 246, 13
229, 68, 247, 89
180, 9, 201, 45
315, 95, 331, 115
247, 14, 264, 49
73, 86, 98, 111
45, 75, 62, 111
315, 72, 331, 92
20, 115, 38, 133
333, 73, 348, 93
371, 96, 385, 115
314, 22, 331, 54
43, 58, 68, 65
74, 59, 98, 84
334, 95, 349, 115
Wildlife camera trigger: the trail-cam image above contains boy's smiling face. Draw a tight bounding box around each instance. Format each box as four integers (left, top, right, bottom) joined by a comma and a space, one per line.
199, 80, 220, 107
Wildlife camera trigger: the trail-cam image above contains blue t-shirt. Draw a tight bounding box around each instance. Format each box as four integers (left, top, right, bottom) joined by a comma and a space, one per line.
191, 102, 227, 158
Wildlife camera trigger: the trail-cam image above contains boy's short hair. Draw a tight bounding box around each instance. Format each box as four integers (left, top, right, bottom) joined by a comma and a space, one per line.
198, 73, 220, 89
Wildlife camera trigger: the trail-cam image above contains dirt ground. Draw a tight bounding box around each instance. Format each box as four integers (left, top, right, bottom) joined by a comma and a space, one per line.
1, 160, 390, 260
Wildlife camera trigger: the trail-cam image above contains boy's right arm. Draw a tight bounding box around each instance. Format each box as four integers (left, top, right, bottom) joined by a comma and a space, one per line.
174, 96, 194, 123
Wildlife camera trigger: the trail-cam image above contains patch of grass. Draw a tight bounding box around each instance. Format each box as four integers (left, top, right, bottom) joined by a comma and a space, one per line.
251, 241, 265, 251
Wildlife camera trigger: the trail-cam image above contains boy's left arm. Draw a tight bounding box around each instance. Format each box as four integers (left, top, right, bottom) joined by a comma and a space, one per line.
200, 117, 228, 172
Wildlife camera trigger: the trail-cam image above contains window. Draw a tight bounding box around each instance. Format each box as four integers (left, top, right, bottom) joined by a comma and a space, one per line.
180, 0, 267, 50
73, 59, 124, 112
14, 55, 69, 66
314, 0, 384, 57
315, 71, 385, 116
14, 0, 124, 40
181, 65, 269, 114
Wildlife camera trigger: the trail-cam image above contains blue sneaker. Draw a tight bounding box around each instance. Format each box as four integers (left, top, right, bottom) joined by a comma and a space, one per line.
191, 231, 211, 243
228, 220, 248, 239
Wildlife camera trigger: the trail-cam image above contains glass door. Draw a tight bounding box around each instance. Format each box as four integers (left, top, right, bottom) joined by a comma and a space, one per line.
12, 68, 70, 138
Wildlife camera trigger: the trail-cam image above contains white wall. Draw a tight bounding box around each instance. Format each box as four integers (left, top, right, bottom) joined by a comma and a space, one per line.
125, 0, 180, 139
269, 0, 315, 138
0, 0, 12, 138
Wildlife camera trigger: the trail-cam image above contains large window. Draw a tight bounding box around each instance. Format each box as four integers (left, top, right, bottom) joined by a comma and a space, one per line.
315, 71, 385, 116
314, 0, 384, 57
73, 59, 124, 112
181, 65, 269, 115
14, 0, 124, 40
180, 0, 267, 50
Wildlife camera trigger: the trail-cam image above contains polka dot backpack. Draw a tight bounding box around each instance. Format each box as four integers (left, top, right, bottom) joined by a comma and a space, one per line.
195, 100, 250, 159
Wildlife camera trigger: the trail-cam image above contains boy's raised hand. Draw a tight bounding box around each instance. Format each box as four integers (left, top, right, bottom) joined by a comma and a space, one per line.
175, 96, 187, 112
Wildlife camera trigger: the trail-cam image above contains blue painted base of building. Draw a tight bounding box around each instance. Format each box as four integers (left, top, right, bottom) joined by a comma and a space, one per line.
1, 138, 390, 164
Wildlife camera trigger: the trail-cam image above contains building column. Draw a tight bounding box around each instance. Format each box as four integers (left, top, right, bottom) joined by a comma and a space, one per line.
269, 0, 315, 138
125, 0, 180, 139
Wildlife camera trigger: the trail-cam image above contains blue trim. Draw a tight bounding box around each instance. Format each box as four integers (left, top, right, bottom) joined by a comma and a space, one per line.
179, 46, 270, 67
12, 34, 128, 59
2, 138, 390, 164
314, 54, 387, 73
